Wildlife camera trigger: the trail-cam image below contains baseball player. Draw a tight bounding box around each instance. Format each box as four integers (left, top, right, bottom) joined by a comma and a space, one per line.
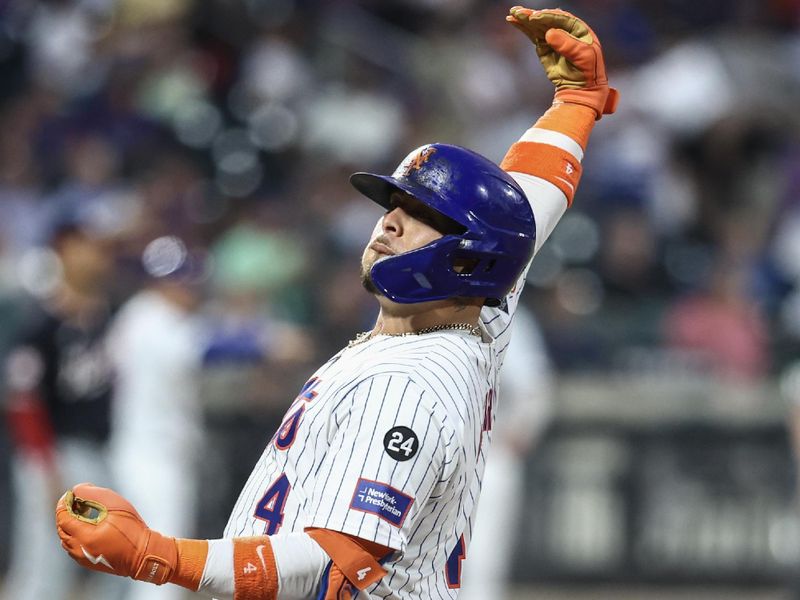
55, 7, 617, 599
107, 236, 207, 600
4, 210, 121, 600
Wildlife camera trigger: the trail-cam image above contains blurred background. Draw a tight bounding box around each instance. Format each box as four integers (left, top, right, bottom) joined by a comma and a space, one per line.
1, 0, 800, 598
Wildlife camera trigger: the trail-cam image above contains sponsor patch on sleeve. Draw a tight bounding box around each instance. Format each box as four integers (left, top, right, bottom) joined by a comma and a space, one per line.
350, 478, 414, 528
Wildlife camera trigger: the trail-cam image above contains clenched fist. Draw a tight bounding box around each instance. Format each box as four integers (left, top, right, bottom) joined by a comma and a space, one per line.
55, 483, 178, 584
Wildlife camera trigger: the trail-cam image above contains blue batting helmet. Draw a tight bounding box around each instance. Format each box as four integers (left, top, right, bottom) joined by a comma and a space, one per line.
350, 143, 536, 305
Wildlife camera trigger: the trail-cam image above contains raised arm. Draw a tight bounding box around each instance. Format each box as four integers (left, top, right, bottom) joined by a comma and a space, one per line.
482, 7, 617, 349
503, 6, 617, 242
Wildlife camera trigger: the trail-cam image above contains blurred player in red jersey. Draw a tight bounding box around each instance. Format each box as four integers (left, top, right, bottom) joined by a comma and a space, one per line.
3, 209, 123, 600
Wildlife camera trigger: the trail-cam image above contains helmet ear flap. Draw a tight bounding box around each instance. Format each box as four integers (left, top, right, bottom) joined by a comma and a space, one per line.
452, 257, 480, 275
369, 236, 463, 303
450, 254, 505, 307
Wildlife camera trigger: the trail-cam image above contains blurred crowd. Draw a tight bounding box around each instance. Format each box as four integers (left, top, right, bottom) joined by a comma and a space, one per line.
0, 0, 797, 380
1, 0, 800, 595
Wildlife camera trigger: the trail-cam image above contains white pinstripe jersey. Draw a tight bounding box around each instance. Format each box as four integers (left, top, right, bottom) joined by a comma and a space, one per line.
224, 140, 576, 598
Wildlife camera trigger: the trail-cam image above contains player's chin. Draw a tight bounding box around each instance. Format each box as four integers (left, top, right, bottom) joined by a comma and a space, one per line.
361, 250, 397, 296
361, 254, 390, 297
360, 266, 382, 296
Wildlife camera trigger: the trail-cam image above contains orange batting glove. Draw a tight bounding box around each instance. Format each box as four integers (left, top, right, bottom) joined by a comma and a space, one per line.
507, 7, 619, 119
55, 483, 206, 589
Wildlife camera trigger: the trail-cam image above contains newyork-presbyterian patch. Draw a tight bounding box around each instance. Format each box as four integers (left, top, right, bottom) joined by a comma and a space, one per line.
350, 478, 414, 527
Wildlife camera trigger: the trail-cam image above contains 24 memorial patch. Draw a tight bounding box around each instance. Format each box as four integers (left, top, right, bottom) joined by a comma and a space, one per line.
383, 426, 419, 461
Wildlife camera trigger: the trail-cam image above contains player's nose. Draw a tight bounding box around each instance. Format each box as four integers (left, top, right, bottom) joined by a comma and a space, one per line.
382, 207, 405, 237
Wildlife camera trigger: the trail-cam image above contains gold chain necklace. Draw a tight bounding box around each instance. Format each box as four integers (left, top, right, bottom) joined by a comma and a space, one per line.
348, 322, 481, 348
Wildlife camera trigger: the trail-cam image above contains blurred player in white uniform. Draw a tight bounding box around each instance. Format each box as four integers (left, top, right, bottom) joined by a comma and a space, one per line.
106, 236, 207, 600
54, 8, 617, 599
460, 304, 553, 600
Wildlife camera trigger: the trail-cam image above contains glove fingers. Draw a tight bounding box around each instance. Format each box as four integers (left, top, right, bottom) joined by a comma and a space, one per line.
58, 524, 118, 573
508, 7, 550, 40
510, 13, 570, 72
57, 509, 95, 537
544, 27, 580, 53
71, 483, 143, 519
56, 529, 86, 568
537, 12, 592, 43
506, 16, 539, 44
544, 28, 597, 74
516, 8, 592, 42
56, 523, 70, 546
507, 16, 553, 63
59, 532, 78, 555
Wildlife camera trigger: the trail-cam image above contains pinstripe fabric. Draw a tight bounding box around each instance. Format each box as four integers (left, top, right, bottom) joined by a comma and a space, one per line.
222, 168, 573, 598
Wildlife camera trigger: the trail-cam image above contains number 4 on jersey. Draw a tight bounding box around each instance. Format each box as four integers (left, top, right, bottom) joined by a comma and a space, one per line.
445, 534, 466, 588
254, 473, 291, 534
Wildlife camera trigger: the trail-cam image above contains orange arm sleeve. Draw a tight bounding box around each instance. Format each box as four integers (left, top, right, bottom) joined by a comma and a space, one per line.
500, 103, 596, 206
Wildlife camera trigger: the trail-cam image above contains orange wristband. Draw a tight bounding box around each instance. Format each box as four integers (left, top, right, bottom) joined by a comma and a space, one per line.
171, 538, 209, 591
233, 537, 279, 600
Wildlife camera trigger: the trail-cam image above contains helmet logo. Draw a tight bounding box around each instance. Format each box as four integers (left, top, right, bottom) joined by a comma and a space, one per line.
402, 146, 437, 177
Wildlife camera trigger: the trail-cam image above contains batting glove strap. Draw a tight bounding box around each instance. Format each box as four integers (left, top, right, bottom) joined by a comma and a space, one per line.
132, 530, 178, 585
554, 87, 619, 119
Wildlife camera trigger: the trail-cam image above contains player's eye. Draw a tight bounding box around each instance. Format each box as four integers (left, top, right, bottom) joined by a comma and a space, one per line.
406, 206, 434, 225
387, 193, 465, 235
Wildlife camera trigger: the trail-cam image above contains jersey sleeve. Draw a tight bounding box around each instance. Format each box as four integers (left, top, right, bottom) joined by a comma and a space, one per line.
482, 106, 594, 365
306, 374, 454, 551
